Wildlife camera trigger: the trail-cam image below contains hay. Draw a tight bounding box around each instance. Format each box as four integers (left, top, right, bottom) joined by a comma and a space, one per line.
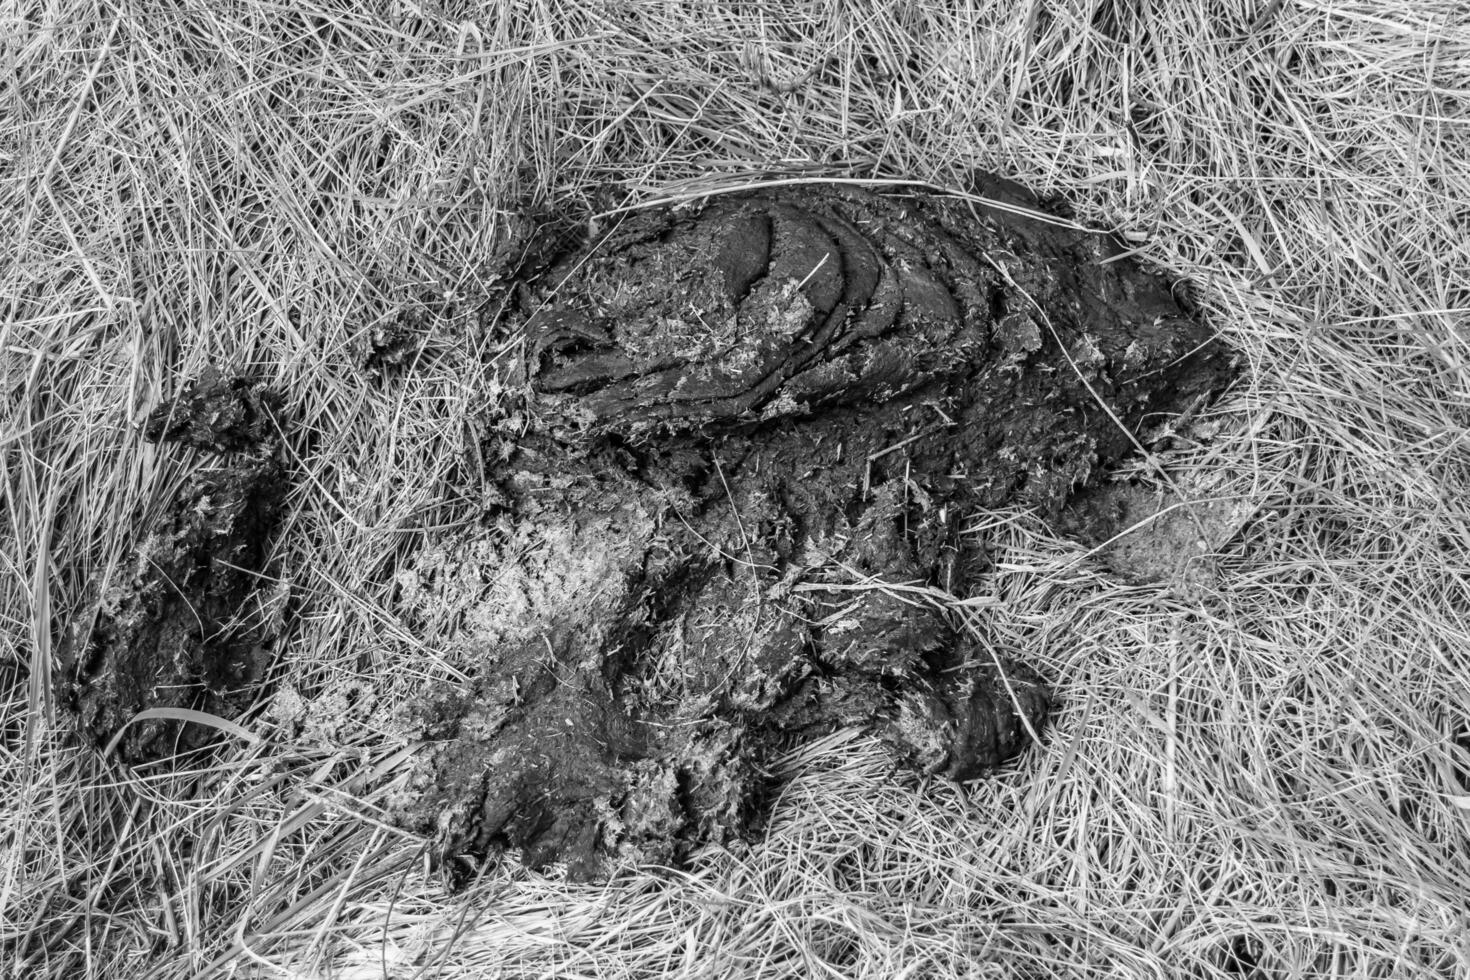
4, 0, 1469, 976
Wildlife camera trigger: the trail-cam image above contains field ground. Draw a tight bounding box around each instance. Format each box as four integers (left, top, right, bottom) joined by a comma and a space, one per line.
5, 1, 1470, 977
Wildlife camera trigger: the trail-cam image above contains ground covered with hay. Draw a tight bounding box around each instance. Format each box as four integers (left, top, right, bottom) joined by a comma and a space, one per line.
5, 2, 1470, 978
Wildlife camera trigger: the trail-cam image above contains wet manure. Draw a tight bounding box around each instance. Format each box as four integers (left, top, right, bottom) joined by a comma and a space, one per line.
396, 184, 1235, 882
56, 368, 288, 762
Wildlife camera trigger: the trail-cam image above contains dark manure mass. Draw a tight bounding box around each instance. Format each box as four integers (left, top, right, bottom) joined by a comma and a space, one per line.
56, 368, 289, 762
395, 184, 1236, 883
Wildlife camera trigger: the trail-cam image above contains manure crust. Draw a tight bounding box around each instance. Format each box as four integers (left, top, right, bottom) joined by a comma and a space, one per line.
396, 184, 1235, 883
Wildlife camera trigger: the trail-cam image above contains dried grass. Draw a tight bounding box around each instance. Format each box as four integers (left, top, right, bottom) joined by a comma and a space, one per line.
5, 0, 1470, 977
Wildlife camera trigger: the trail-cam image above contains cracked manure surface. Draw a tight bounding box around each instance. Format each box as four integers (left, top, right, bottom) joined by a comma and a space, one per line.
395, 185, 1234, 882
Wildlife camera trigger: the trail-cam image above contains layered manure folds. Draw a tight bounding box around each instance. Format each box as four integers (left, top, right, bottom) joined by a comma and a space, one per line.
393, 186, 1232, 880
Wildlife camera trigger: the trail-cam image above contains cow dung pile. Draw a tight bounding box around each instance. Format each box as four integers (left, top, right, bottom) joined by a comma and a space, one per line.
59, 182, 1233, 883
393, 184, 1233, 881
